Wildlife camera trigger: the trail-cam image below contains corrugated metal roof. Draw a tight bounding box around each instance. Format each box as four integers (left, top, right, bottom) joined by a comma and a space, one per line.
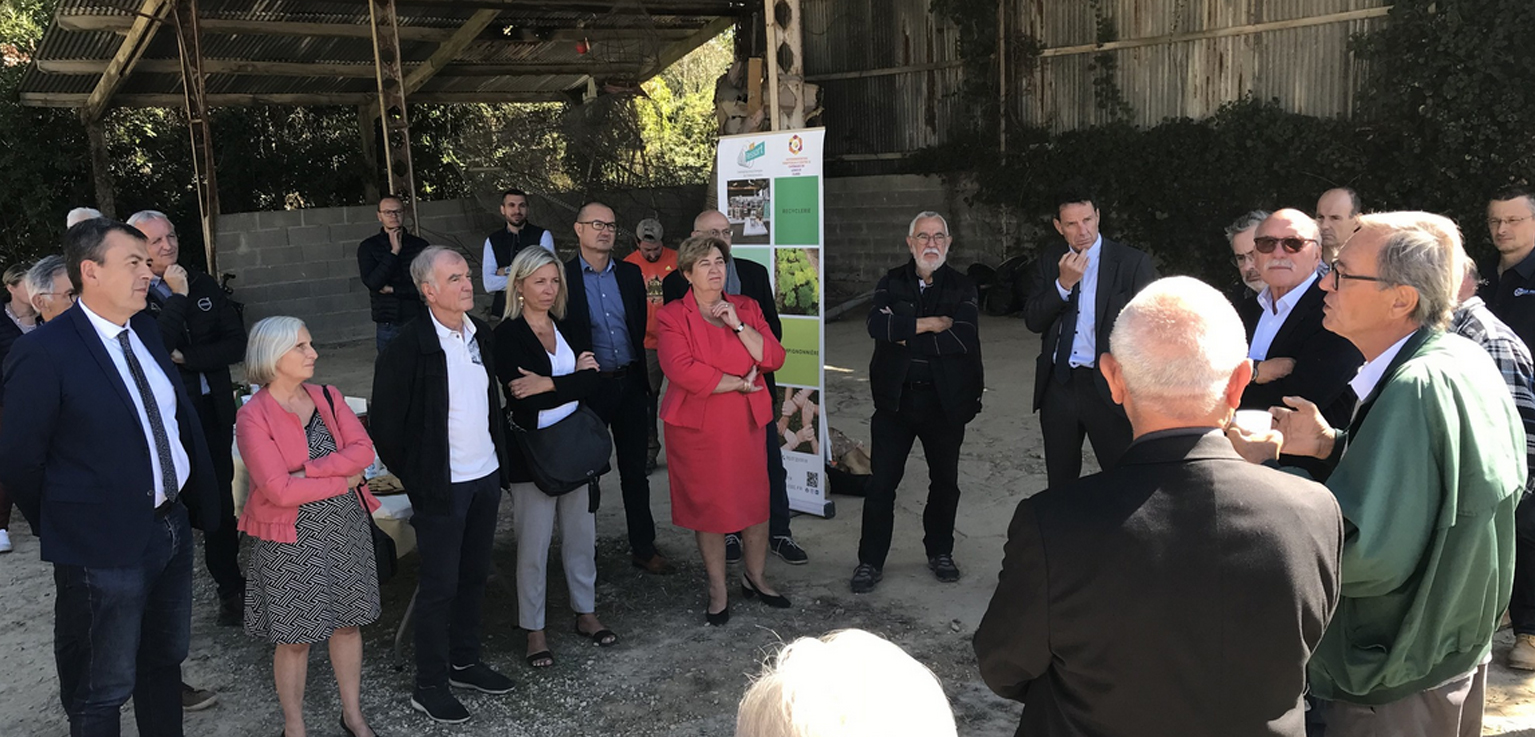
21, 0, 744, 108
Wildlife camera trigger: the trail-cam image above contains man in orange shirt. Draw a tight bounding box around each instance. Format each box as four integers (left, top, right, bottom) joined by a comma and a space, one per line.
624, 218, 678, 473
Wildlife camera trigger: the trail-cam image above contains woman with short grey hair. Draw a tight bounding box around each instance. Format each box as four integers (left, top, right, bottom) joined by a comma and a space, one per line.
236, 316, 384, 737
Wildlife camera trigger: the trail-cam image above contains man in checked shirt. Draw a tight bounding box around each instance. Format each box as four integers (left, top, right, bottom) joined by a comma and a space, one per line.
1452, 254, 1535, 671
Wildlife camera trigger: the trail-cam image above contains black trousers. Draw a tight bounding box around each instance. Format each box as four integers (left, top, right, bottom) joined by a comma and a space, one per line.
858, 383, 966, 569
586, 366, 657, 559
1039, 366, 1133, 490
186, 391, 244, 602
1510, 493, 1535, 635
410, 472, 500, 689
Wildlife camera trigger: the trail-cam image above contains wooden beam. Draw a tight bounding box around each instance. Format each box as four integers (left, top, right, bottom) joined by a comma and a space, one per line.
805, 60, 966, 83
395, 0, 739, 14
1037, 6, 1393, 58
405, 9, 501, 95
57, 14, 459, 42
38, 58, 641, 79
24, 91, 572, 108
79, 0, 171, 123
639, 15, 734, 79
85, 119, 117, 218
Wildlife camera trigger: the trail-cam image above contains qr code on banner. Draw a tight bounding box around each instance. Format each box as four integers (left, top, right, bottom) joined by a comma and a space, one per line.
806, 471, 819, 489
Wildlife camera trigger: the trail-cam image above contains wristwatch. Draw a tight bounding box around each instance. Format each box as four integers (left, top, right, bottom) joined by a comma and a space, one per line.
733, 322, 745, 333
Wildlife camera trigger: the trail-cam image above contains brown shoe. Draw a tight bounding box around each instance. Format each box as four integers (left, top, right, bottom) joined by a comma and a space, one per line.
1510, 633, 1535, 671
181, 682, 219, 711
631, 552, 672, 574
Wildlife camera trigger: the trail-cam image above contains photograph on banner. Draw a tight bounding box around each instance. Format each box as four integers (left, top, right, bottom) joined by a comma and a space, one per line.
731, 246, 771, 271
775, 387, 821, 456
775, 248, 819, 316
771, 175, 821, 246
726, 178, 771, 243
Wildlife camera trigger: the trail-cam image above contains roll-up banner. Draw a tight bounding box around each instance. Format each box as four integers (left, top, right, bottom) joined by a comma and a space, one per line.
715, 127, 831, 517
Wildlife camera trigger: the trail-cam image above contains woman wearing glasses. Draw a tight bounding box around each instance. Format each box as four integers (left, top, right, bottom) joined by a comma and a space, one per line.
657, 235, 788, 625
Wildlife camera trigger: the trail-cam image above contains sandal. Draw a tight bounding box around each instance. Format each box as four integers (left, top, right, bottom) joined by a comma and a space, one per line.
525, 650, 555, 668
575, 623, 620, 647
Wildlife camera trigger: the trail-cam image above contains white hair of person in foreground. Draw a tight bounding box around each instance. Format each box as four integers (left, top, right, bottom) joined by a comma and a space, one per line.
65, 207, 103, 228
735, 629, 958, 737
1105, 276, 1251, 423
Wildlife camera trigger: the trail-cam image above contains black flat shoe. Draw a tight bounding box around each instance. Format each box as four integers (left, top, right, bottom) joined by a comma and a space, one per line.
706, 604, 730, 626
741, 576, 791, 609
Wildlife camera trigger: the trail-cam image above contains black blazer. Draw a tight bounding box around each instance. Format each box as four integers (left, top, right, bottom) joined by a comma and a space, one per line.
974, 430, 1343, 737
491, 315, 599, 484
865, 260, 984, 424
1239, 279, 1363, 430
1023, 238, 1158, 411
144, 267, 247, 433
563, 254, 647, 368
357, 229, 429, 325
0, 306, 219, 567
662, 257, 783, 398
369, 312, 510, 515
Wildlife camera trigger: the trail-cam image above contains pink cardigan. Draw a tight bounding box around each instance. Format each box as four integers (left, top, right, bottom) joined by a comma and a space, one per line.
236, 384, 380, 543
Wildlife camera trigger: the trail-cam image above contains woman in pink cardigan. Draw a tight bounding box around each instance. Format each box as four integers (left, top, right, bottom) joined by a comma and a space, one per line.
236, 316, 382, 737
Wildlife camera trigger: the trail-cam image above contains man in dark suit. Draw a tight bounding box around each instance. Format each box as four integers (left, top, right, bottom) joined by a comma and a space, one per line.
976, 276, 1343, 737
1238, 209, 1362, 478
564, 201, 669, 574
371, 246, 514, 724
1024, 188, 1157, 488
662, 209, 808, 565
358, 194, 429, 353
0, 218, 219, 737
129, 210, 248, 629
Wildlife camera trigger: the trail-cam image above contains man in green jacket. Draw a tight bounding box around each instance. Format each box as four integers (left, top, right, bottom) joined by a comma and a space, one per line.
1230, 211, 1524, 735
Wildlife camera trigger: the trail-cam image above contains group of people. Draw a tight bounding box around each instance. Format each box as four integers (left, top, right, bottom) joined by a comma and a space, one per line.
3, 178, 1534, 737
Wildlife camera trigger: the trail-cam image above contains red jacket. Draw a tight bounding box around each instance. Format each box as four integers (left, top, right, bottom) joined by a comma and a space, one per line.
236, 383, 380, 543
657, 291, 785, 430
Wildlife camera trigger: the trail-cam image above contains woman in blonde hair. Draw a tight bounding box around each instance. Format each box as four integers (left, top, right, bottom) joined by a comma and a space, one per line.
492, 246, 617, 668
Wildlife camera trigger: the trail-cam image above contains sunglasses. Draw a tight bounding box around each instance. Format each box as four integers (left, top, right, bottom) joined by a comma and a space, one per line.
1252, 236, 1316, 254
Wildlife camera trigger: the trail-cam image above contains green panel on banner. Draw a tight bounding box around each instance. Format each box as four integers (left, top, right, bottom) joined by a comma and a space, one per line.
773, 176, 820, 246
777, 318, 820, 387
732, 247, 771, 271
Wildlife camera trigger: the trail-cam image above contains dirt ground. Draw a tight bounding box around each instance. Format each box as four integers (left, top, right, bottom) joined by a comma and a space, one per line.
2, 313, 1533, 736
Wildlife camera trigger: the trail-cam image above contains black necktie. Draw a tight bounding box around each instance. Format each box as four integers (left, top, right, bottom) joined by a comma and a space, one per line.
117, 330, 178, 505
1053, 285, 1080, 383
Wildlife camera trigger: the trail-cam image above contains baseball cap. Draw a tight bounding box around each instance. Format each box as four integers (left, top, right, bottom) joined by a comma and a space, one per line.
636, 218, 664, 242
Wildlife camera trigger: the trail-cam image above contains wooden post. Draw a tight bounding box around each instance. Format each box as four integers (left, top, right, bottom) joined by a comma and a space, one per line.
358, 104, 381, 204
779, 0, 805, 129
746, 57, 763, 121
763, 0, 780, 131
997, 0, 1007, 153
85, 120, 117, 218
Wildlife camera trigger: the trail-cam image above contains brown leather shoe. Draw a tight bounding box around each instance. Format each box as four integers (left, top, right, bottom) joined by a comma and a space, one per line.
631, 552, 672, 574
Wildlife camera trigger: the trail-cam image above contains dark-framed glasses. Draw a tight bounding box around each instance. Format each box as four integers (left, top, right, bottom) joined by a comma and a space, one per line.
378, 209, 404, 217
1253, 236, 1316, 254
913, 233, 949, 245
578, 220, 618, 232
1488, 216, 1531, 229
1328, 261, 1387, 289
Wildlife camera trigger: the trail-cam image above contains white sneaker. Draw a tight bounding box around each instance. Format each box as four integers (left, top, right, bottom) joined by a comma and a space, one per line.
0, 529, 12, 553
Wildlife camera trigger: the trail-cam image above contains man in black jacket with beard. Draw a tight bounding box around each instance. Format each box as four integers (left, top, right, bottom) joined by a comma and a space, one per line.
850, 211, 984, 595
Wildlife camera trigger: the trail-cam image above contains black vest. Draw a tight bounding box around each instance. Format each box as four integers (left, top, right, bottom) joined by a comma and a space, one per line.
487, 222, 548, 316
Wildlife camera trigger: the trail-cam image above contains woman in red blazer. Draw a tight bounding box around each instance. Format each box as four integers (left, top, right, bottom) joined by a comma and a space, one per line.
657, 236, 788, 625
235, 316, 382, 737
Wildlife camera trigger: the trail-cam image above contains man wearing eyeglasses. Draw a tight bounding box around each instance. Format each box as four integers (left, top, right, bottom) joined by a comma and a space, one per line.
661, 209, 810, 566
1024, 187, 1156, 490
564, 201, 670, 574
1477, 186, 1535, 672
1239, 210, 1362, 478
1231, 212, 1522, 736
358, 195, 429, 353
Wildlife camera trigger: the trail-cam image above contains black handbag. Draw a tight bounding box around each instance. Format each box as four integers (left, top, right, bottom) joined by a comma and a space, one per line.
507, 403, 611, 512
320, 387, 397, 585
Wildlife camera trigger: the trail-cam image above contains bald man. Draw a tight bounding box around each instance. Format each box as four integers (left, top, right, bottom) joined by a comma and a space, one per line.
1239, 209, 1362, 477
1316, 188, 1362, 264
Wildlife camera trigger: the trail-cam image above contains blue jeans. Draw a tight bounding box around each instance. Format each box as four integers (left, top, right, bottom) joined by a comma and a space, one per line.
376, 322, 404, 354
53, 503, 193, 737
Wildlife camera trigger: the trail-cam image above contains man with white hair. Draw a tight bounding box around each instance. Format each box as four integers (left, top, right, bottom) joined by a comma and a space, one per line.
977, 276, 1342, 736
1233, 212, 1523, 735
850, 211, 983, 594
25, 255, 74, 323
65, 207, 103, 228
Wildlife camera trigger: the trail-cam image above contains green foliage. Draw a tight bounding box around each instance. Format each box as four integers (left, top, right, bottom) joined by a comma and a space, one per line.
634, 31, 732, 184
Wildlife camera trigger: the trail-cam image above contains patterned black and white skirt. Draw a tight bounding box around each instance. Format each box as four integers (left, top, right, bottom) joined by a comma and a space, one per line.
245, 491, 381, 644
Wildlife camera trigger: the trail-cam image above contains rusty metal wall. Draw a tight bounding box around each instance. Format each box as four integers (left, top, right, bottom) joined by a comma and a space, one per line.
805, 0, 1390, 166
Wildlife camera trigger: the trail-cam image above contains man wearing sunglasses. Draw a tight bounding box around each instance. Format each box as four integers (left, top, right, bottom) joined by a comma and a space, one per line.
1239, 210, 1362, 478
1024, 188, 1157, 489
564, 201, 670, 574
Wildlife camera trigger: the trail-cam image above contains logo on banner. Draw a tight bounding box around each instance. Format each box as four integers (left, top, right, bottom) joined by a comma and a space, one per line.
788, 135, 803, 155
738, 140, 766, 168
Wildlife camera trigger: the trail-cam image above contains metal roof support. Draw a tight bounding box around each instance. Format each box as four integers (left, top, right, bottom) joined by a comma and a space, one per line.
171, 0, 220, 274
368, 0, 419, 232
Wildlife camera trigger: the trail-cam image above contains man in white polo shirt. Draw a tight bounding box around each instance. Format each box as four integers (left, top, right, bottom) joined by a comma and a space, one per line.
371, 245, 513, 725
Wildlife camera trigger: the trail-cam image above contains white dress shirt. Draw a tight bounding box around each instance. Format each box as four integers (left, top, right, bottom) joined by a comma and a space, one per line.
429, 310, 501, 482
481, 229, 556, 295
80, 301, 190, 507
1054, 234, 1103, 367
1348, 332, 1415, 402
537, 328, 579, 429
1249, 270, 1319, 361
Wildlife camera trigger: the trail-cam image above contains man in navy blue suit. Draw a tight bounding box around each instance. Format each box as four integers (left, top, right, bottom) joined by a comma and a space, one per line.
0, 219, 216, 737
